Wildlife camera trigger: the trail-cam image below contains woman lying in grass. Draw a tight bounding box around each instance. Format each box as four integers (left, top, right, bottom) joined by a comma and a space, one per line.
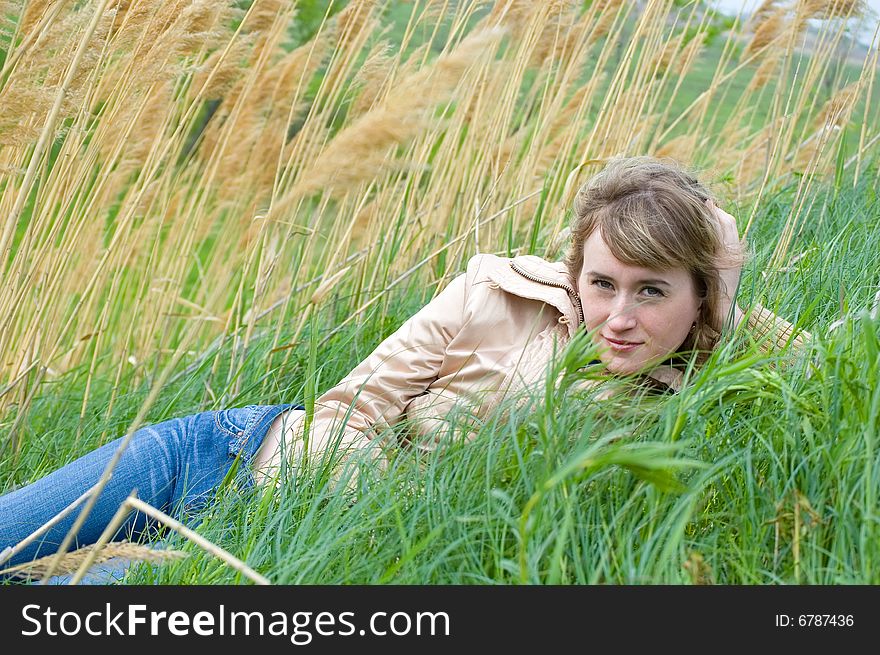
0, 156, 808, 575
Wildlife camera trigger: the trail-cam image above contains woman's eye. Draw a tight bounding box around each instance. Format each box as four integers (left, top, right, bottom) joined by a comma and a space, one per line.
592, 279, 613, 290
642, 286, 665, 298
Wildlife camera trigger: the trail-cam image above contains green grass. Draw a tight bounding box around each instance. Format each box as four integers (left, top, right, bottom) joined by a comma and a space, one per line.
3, 163, 878, 585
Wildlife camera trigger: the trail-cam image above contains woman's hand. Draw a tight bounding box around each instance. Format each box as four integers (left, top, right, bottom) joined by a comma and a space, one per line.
706, 199, 745, 330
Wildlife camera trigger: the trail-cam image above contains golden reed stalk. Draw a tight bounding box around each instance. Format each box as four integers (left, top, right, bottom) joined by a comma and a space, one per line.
0, 0, 874, 433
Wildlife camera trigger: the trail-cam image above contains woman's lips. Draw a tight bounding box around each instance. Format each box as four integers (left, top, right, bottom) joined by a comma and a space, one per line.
603, 336, 642, 352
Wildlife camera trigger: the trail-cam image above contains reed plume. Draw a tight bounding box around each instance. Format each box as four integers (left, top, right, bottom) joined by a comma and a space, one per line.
746, 49, 783, 91
792, 82, 861, 172
191, 33, 256, 101
348, 39, 395, 118
18, 0, 61, 36
746, 0, 781, 30
813, 80, 860, 129
336, 0, 378, 44
654, 134, 698, 163
586, 0, 624, 43
743, 7, 786, 58
799, 0, 865, 19
278, 27, 505, 206
0, 541, 187, 581
0, 85, 50, 145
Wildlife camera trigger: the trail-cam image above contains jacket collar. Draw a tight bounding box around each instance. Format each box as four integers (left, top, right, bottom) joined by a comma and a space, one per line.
487, 255, 684, 393
484, 255, 584, 336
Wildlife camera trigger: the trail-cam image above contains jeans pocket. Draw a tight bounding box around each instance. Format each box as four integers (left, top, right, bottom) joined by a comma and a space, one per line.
215, 403, 298, 463
214, 405, 258, 443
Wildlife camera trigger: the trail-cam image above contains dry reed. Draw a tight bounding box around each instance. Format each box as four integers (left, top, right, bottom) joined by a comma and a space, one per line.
0, 541, 187, 581
0, 0, 875, 441
278, 26, 505, 205
744, 8, 786, 58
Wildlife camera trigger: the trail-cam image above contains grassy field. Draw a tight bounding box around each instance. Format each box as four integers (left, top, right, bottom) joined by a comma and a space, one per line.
1, 0, 878, 584
7, 160, 874, 585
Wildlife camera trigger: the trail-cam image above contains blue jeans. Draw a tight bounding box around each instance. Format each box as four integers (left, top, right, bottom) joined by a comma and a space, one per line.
0, 402, 301, 577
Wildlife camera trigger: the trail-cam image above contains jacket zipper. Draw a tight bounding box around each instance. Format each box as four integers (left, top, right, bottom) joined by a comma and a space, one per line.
508, 260, 585, 326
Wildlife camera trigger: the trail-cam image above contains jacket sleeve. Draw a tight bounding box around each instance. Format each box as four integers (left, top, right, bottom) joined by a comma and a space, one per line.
742, 302, 811, 356
280, 269, 469, 469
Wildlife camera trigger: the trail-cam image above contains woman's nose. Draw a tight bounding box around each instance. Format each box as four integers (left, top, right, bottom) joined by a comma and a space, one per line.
606, 298, 638, 331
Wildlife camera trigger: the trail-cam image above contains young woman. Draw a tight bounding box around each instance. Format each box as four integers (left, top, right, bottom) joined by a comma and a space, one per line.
0, 156, 808, 575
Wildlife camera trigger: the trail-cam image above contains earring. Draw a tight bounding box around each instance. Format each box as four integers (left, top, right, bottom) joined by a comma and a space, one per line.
689, 322, 696, 334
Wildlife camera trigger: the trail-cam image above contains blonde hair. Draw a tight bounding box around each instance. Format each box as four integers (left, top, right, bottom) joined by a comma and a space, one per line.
564, 156, 738, 358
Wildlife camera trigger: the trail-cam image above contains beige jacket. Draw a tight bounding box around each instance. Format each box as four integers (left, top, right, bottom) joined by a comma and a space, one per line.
263, 253, 807, 470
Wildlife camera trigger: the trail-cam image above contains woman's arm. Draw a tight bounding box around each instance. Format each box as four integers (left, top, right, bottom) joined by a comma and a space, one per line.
309, 269, 468, 442
706, 201, 811, 356
742, 302, 811, 356
254, 268, 469, 483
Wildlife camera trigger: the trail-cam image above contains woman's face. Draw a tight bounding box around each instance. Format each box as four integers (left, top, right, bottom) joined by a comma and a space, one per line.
576, 230, 702, 374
